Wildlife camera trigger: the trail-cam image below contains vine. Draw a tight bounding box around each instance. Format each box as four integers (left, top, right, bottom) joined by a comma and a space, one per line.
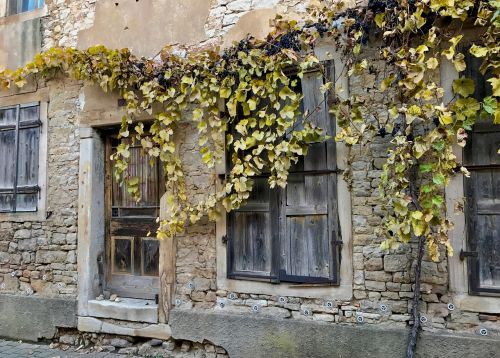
1, 1, 499, 356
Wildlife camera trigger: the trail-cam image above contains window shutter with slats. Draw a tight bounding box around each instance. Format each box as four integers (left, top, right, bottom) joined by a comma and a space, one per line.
227, 61, 340, 285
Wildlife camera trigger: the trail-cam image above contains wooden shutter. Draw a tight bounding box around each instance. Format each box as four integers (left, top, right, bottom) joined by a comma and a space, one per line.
227, 178, 279, 281
463, 50, 500, 294
16, 105, 40, 212
0, 103, 40, 213
226, 61, 340, 284
279, 62, 340, 284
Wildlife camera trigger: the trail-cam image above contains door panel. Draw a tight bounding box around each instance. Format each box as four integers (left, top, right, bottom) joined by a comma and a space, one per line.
105, 136, 164, 299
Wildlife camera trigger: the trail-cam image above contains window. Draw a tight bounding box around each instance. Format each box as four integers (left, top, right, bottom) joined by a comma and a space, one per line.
463, 51, 500, 295
105, 135, 164, 299
6, 0, 44, 16
226, 62, 341, 284
0, 103, 41, 213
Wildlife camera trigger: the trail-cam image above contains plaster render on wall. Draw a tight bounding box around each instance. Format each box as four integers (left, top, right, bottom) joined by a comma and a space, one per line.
77, 0, 212, 58
0, 17, 41, 69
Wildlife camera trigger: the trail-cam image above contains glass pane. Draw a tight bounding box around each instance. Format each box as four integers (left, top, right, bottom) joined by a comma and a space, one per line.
0, 107, 17, 126
15, 193, 38, 212
142, 239, 159, 276
0, 194, 14, 212
113, 238, 132, 274
19, 105, 39, 123
17, 127, 40, 187
22, 0, 37, 12
0, 130, 16, 189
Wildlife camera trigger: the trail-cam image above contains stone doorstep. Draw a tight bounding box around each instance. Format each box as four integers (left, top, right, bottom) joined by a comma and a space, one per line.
78, 316, 172, 341
87, 298, 158, 324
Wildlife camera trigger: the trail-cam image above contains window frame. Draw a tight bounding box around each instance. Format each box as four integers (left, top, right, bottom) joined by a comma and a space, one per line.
225, 61, 342, 285
6, 0, 44, 17
0, 90, 48, 223
444, 31, 500, 312
0, 102, 42, 213
461, 49, 500, 296
215, 44, 352, 300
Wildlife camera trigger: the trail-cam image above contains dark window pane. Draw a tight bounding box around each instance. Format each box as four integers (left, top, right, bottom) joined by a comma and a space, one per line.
17, 127, 40, 187
113, 238, 132, 274
19, 105, 39, 123
15, 193, 38, 212
7, 0, 18, 15
142, 239, 159, 276
0, 194, 14, 212
0, 130, 16, 189
0, 108, 17, 126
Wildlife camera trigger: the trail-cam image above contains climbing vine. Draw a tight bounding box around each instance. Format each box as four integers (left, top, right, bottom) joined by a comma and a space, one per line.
0, 1, 499, 355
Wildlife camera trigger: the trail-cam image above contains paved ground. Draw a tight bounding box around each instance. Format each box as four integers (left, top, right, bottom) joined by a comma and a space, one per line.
0, 339, 126, 358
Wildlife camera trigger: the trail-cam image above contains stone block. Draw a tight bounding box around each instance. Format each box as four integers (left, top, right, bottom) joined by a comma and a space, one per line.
384, 255, 409, 272
365, 280, 386, 291
259, 307, 291, 319
18, 238, 37, 251
364, 257, 384, 271
87, 298, 158, 323
14, 229, 31, 239
0, 295, 76, 341
36, 250, 67, 263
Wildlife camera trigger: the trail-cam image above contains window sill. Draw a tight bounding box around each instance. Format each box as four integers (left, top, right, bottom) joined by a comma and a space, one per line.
87, 298, 158, 324
0, 6, 47, 26
454, 294, 500, 314
0, 211, 45, 222
218, 276, 352, 300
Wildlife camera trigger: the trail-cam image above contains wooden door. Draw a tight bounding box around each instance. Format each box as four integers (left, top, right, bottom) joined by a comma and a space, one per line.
105, 136, 164, 299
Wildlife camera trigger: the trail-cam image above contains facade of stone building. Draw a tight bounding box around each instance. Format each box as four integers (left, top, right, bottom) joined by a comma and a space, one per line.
0, 1, 499, 357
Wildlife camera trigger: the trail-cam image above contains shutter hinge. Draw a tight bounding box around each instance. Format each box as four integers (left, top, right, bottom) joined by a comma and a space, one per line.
222, 235, 228, 245
333, 240, 343, 247
460, 249, 478, 261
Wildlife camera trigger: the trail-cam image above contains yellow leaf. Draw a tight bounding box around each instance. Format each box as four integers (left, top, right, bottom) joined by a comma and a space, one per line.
426, 57, 438, 69
452, 78, 475, 97
375, 12, 385, 28
488, 77, 500, 97
469, 44, 488, 58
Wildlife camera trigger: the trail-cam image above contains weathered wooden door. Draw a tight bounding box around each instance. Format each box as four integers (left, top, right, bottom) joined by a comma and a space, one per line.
105, 136, 164, 299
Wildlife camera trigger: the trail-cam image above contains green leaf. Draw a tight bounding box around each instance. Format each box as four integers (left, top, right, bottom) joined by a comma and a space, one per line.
419, 164, 433, 173
432, 173, 445, 186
